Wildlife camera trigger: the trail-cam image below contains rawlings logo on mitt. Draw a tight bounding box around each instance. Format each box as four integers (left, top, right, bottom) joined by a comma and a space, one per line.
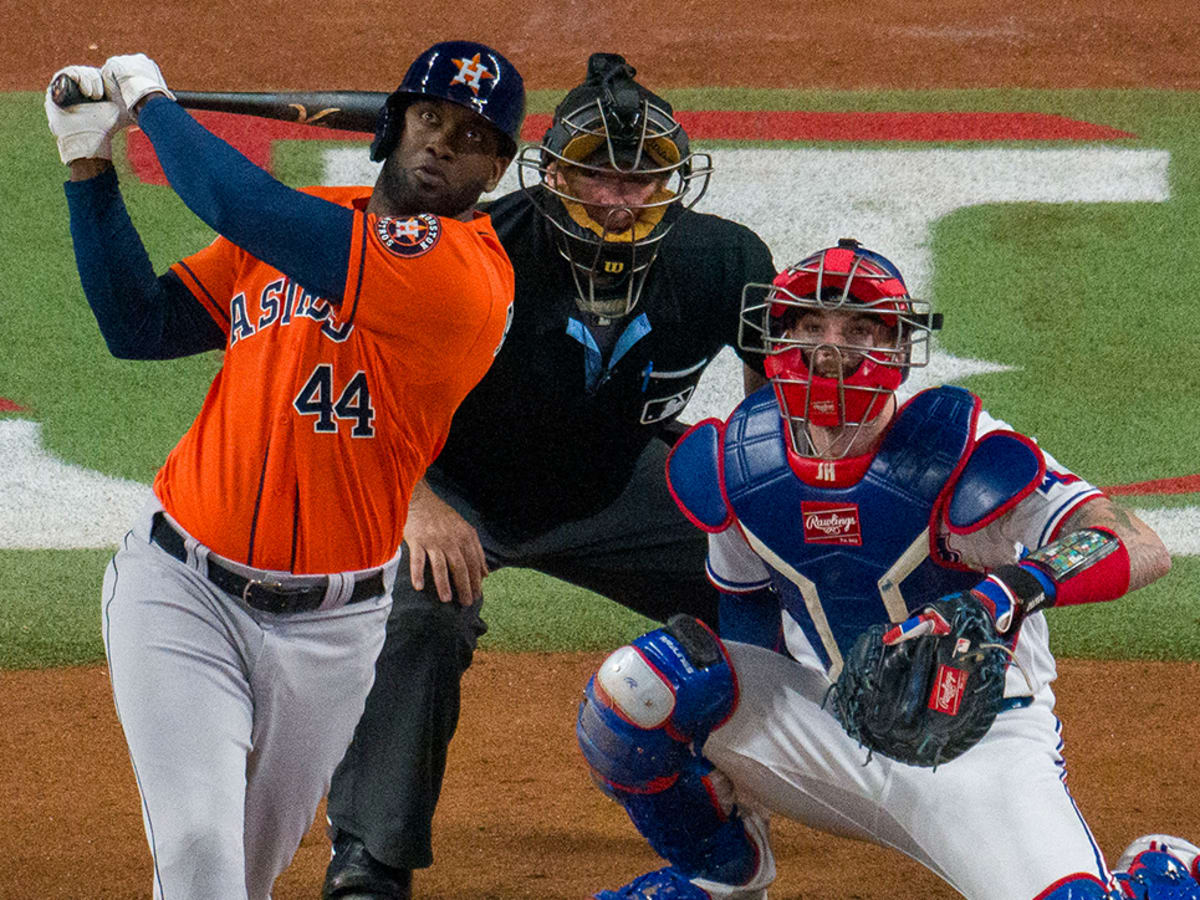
827, 591, 1010, 768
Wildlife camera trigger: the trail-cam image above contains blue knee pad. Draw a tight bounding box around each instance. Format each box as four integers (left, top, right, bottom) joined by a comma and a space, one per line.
577, 616, 758, 885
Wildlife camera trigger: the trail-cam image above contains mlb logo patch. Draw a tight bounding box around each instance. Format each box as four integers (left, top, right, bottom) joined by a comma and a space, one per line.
375, 214, 442, 257
928, 664, 968, 716
640, 386, 695, 424
800, 501, 862, 545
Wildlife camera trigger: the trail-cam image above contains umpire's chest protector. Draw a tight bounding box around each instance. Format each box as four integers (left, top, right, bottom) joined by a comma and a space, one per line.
668, 386, 990, 665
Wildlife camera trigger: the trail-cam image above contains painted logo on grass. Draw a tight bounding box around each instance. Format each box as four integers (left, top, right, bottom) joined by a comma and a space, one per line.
10, 109, 1192, 551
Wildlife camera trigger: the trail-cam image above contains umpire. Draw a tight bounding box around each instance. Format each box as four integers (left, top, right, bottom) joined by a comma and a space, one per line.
323, 52, 777, 898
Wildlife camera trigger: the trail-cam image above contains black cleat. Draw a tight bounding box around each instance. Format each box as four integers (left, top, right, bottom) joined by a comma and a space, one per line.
323, 832, 413, 899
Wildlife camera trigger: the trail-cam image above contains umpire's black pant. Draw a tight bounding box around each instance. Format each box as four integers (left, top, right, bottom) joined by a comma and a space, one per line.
325, 438, 717, 870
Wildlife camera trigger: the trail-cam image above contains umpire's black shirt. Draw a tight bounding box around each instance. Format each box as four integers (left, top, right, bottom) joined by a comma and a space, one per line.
430, 187, 776, 538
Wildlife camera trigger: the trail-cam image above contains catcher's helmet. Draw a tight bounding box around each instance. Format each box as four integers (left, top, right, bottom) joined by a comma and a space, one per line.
516, 52, 712, 318
739, 239, 942, 460
370, 40, 526, 162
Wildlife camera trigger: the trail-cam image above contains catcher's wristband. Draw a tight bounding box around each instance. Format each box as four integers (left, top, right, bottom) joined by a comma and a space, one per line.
1020, 526, 1131, 607
974, 527, 1131, 632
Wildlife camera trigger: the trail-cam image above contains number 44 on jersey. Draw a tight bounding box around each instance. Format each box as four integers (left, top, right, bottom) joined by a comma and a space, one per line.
293, 364, 375, 437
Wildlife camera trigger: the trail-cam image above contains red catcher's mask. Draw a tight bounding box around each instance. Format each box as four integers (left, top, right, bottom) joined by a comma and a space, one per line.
738, 239, 940, 459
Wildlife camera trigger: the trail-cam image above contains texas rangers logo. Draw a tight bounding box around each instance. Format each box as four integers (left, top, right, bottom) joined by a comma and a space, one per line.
375, 214, 441, 257
450, 53, 495, 94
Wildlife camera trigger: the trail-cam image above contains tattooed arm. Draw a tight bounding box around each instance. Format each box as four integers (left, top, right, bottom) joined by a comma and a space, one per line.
1059, 497, 1172, 592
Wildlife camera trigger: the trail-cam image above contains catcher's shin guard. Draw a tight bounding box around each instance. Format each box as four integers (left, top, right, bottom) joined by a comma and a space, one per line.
1034, 876, 1122, 900
1114, 835, 1200, 900
593, 866, 714, 899
577, 616, 760, 886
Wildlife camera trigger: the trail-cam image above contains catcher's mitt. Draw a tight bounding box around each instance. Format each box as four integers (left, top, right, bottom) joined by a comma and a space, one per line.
828, 591, 1010, 768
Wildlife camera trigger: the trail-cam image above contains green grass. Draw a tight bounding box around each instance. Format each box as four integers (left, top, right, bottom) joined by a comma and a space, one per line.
0, 550, 115, 668
0, 93, 222, 482
483, 557, 1200, 661
4, 87, 1198, 669
11, 554, 1191, 668
474, 570, 658, 652
1043, 556, 1200, 659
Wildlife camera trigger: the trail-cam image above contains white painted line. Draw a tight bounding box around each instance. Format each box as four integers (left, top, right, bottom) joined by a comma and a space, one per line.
8, 145, 1177, 551
325, 146, 1167, 423
1136, 506, 1200, 558
0, 419, 150, 549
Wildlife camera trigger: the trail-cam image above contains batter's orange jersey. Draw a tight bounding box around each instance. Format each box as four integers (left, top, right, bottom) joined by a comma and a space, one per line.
156, 186, 514, 573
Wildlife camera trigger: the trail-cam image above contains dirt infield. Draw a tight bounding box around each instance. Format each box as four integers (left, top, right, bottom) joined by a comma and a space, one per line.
9, 3, 1200, 898
11, 1, 1200, 93
5, 656, 1200, 898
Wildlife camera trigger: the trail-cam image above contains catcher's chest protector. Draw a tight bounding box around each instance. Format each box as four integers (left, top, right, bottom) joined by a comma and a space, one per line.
722, 386, 981, 666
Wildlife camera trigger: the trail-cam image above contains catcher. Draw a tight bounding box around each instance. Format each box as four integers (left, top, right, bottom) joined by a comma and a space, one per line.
576, 240, 1195, 899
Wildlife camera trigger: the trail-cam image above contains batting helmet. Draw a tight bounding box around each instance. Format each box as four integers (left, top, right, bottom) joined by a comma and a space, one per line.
739, 239, 942, 459
370, 40, 526, 162
516, 52, 712, 319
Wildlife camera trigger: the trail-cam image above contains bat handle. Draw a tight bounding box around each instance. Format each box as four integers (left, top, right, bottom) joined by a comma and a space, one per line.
51, 73, 92, 108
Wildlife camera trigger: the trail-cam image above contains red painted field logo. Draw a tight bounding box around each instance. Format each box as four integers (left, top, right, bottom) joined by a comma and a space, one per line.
375, 214, 441, 257
929, 664, 967, 716
119, 110, 1139, 187
801, 502, 862, 545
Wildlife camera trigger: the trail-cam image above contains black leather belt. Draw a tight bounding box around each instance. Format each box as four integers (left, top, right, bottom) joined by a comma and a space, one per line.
150, 513, 384, 614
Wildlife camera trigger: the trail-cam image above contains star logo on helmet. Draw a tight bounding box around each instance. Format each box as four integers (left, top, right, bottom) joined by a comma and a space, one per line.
450, 54, 495, 95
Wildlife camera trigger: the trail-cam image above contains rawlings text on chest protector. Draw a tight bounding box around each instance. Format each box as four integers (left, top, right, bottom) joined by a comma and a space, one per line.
673, 386, 987, 672
729, 387, 982, 669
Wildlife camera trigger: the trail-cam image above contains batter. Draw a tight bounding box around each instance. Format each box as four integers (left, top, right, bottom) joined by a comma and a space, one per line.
45, 43, 524, 899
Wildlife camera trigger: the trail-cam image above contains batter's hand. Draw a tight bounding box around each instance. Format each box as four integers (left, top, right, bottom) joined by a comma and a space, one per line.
101, 53, 175, 119
44, 65, 130, 164
404, 480, 488, 605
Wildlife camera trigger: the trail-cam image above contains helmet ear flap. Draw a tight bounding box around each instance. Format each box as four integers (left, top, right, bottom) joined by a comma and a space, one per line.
370, 96, 410, 162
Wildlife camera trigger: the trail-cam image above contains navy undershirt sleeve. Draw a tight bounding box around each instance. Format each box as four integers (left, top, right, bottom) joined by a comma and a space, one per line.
137, 96, 354, 300
64, 167, 226, 359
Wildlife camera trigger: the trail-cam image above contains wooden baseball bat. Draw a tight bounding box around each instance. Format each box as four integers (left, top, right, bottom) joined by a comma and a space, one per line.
49, 72, 385, 133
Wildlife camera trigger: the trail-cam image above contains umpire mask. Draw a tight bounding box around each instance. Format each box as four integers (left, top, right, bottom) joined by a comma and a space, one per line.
517, 53, 711, 319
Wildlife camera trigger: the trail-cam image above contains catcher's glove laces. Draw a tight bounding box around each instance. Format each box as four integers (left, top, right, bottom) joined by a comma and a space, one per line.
977, 640, 1035, 695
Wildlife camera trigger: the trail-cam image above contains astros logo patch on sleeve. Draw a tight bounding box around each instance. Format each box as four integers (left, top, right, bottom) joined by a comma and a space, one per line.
375, 214, 442, 257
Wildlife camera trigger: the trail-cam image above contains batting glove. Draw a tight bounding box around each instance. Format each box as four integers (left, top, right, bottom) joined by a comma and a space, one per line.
101, 53, 175, 119
44, 65, 130, 164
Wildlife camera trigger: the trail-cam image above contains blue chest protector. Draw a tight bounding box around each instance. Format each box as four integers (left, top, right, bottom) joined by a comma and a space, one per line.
671, 386, 1002, 671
